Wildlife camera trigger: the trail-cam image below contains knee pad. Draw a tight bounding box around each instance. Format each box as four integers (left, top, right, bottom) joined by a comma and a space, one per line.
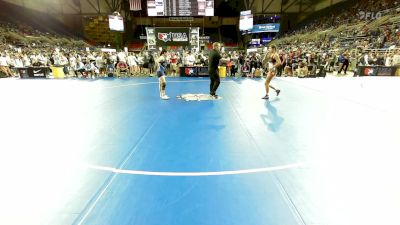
161, 82, 166, 90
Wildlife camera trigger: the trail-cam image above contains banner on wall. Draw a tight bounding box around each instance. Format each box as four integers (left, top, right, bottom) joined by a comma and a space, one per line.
155, 27, 190, 46
146, 27, 157, 50
261, 37, 273, 44
147, 27, 199, 51
199, 36, 210, 46
250, 39, 260, 45
189, 27, 200, 52
249, 23, 280, 33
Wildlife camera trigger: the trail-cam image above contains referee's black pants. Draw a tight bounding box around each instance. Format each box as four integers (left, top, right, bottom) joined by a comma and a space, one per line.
209, 71, 220, 96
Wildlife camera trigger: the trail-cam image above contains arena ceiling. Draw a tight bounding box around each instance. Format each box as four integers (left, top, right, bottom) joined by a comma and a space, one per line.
1, 0, 121, 15
247, 0, 347, 15
1, 0, 346, 16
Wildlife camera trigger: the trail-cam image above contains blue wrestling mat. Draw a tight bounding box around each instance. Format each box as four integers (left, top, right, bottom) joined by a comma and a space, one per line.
0, 77, 399, 225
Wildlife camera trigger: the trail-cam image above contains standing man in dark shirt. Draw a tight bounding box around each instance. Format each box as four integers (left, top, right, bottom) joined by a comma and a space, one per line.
208, 42, 222, 98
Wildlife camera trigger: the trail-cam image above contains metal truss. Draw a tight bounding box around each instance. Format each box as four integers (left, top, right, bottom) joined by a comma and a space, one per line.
66, 0, 122, 15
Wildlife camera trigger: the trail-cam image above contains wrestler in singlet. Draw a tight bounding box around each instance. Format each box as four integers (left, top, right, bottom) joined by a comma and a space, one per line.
262, 45, 281, 100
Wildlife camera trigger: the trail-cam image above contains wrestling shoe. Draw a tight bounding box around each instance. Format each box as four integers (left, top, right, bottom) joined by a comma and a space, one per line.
276, 89, 281, 96
161, 95, 170, 100
262, 95, 269, 100
211, 94, 219, 99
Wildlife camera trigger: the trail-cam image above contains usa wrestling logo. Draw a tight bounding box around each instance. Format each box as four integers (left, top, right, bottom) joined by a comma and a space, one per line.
158, 32, 188, 42
185, 68, 195, 75
158, 33, 171, 42
364, 68, 374, 76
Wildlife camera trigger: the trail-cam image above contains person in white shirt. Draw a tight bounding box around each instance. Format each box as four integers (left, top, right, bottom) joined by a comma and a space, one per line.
75, 60, 85, 77
76, 54, 82, 63
59, 54, 68, 66
7, 54, 16, 68
5, 53, 13, 67
23, 54, 31, 67
95, 54, 105, 76
392, 50, 400, 66
38, 54, 48, 66
127, 52, 137, 76
186, 51, 196, 66
110, 53, 118, 65
58, 54, 69, 76
137, 53, 144, 75
385, 52, 393, 66
117, 51, 126, 63
14, 54, 24, 68
84, 60, 99, 78
363, 52, 370, 66
53, 53, 61, 65
69, 54, 77, 72
132, 53, 139, 75
0, 53, 13, 77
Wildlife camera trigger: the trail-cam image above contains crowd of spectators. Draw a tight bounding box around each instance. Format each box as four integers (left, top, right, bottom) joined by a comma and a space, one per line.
2, 0, 400, 79
0, 21, 91, 78
270, 0, 400, 76
0, 20, 258, 79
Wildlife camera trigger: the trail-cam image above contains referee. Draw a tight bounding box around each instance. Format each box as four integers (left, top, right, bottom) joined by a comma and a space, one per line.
208, 42, 222, 98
